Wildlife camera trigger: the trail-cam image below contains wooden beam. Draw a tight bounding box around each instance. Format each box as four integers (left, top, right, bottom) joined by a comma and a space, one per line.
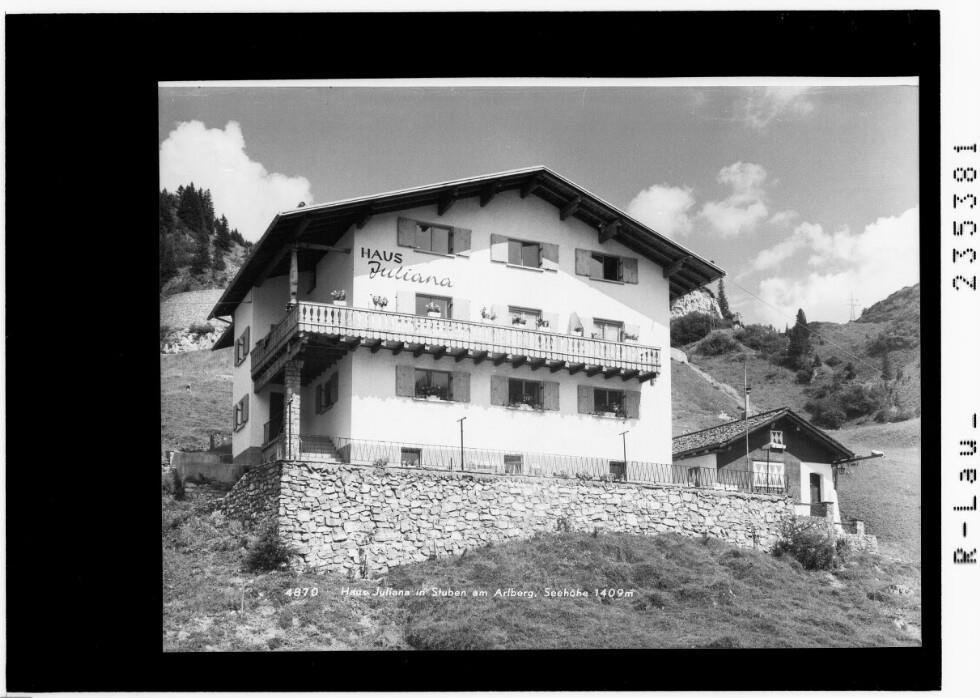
256, 219, 310, 287
340, 336, 361, 349
568, 362, 585, 375
389, 341, 404, 356
365, 338, 383, 353
295, 243, 352, 254
431, 345, 447, 360
511, 355, 527, 369
355, 205, 373, 229
621, 369, 640, 381
585, 365, 602, 377
547, 359, 566, 373
411, 343, 425, 358
560, 196, 581, 221
473, 350, 489, 365
637, 371, 657, 383
491, 352, 508, 366
453, 348, 469, 362
437, 188, 459, 216
598, 220, 620, 244
663, 255, 693, 279
603, 367, 622, 379
529, 357, 546, 371
520, 175, 539, 199
479, 183, 499, 207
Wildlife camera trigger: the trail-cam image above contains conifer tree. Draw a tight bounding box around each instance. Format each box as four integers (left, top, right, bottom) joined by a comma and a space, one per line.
717, 279, 733, 320
787, 308, 811, 368
881, 351, 894, 381
190, 234, 211, 274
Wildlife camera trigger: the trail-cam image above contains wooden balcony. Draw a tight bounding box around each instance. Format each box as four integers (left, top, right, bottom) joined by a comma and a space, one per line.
251, 301, 661, 390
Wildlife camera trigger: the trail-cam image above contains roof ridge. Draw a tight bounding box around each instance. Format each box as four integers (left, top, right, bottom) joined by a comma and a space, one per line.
672, 406, 788, 441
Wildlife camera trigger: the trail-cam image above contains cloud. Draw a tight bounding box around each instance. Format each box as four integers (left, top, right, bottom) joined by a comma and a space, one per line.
699, 161, 770, 237
768, 210, 799, 227
751, 207, 919, 324
626, 184, 697, 237
159, 120, 313, 241
736, 87, 815, 129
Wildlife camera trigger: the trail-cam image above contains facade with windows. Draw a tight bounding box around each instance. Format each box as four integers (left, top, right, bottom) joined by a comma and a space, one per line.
211, 167, 723, 478
672, 407, 858, 524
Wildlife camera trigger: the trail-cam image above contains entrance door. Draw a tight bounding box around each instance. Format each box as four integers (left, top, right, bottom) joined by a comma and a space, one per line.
267, 392, 284, 443
809, 473, 822, 503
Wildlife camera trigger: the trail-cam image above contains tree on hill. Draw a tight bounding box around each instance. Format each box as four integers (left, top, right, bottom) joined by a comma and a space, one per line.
717, 279, 733, 320
787, 308, 811, 368
881, 352, 894, 381
190, 234, 211, 274
214, 214, 232, 253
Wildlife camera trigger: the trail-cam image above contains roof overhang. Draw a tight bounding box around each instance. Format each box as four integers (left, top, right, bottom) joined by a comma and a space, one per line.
208, 166, 725, 319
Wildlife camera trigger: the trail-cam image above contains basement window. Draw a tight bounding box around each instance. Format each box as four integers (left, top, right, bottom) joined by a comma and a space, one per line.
504, 454, 524, 475
401, 448, 422, 467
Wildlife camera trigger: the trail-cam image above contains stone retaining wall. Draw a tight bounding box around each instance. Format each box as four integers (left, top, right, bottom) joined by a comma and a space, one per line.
222, 461, 795, 578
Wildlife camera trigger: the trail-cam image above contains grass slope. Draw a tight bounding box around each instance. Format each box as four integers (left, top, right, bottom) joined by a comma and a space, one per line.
161, 348, 234, 452
671, 359, 743, 436
163, 493, 920, 650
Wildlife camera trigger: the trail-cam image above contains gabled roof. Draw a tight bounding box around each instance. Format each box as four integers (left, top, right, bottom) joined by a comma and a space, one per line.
672, 407, 855, 461
208, 166, 725, 319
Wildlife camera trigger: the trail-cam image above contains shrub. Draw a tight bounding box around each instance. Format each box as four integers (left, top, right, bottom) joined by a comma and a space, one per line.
842, 362, 857, 380
697, 331, 740, 356
188, 321, 215, 337
670, 312, 715, 347
795, 369, 813, 384
825, 355, 842, 367
162, 468, 185, 500
244, 524, 294, 572
772, 520, 839, 570
736, 324, 787, 356
160, 324, 173, 342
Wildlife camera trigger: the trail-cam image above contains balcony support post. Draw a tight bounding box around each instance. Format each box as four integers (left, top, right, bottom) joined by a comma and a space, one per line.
287, 246, 299, 309
284, 359, 304, 460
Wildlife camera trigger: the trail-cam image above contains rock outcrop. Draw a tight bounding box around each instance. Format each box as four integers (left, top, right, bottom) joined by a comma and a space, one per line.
671, 287, 722, 320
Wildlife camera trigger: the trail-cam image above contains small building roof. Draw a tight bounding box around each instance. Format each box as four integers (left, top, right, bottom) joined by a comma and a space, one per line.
208, 166, 725, 319
672, 407, 855, 462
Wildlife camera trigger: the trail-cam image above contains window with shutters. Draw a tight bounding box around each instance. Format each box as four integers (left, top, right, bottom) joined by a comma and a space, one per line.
508, 305, 540, 327
415, 369, 452, 401
590, 252, 624, 281
508, 378, 543, 409
234, 327, 250, 366
593, 318, 623, 342
576, 249, 638, 284
397, 217, 471, 256
507, 239, 541, 268
504, 454, 523, 475
416, 293, 452, 318
491, 234, 558, 271
594, 388, 626, 417
233, 395, 249, 431
316, 373, 339, 414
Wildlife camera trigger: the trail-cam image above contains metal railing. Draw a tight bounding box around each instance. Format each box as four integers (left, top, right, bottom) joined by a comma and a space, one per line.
251, 302, 661, 378
301, 436, 784, 494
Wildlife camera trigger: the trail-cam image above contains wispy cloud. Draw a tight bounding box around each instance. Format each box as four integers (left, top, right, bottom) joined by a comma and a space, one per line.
159, 120, 313, 241
736, 87, 816, 129
626, 183, 697, 237
698, 161, 770, 237
752, 207, 919, 324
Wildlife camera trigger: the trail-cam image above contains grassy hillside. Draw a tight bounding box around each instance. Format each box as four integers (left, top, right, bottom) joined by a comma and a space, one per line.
671, 359, 743, 435
161, 348, 234, 452
164, 493, 920, 650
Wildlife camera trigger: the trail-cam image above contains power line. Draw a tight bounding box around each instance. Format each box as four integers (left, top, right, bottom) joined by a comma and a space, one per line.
727, 278, 884, 375
848, 293, 861, 322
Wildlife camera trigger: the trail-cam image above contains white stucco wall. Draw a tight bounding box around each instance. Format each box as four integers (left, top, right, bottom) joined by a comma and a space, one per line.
799, 461, 841, 524
674, 452, 717, 469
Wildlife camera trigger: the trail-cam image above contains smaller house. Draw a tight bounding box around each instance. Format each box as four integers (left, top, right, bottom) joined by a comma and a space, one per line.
673, 407, 856, 525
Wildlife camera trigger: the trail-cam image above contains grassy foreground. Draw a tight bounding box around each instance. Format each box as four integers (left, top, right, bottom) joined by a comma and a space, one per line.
163, 493, 921, 651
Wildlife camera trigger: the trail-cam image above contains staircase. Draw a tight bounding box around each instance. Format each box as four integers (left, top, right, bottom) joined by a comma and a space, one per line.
299, 435, 344, 464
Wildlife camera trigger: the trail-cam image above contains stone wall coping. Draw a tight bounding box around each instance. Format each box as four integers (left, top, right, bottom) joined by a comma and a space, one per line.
275, 459, 791, 503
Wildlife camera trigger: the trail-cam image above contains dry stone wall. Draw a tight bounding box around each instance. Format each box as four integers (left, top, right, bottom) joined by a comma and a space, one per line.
222, 461, 795, 578
221, 462, 282, 527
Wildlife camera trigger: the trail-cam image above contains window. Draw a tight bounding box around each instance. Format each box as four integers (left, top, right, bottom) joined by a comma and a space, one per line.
593, 318, 623, 342
316, 373, 339, 414
416, 222, 453, 255
401, 448, 422, 467
233, 395, 249, 431
416, 293, 452, 318
234, 327, 251, 366
575, 249, 638, 283
769, 430, 785, 448
590, 252, 623, 281
594, 388, 626, 416
504, 454, 524, 475
752, 461, 786, 492
508, 378, 543, 409
609, 461, 627, 481
508, 305, 540, 327
507, 239, 541, 268
415, 369, 452, 400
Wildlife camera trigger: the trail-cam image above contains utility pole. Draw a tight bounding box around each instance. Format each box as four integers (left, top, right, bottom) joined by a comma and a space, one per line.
457, 417, 467, 472
744, 357, 751, 470
848, 292, 861, 322
619, 430, 629, 481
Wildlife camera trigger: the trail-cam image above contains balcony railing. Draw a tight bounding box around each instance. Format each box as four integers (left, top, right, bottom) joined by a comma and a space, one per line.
289, 435, 785, 495
251, 302, 661, 380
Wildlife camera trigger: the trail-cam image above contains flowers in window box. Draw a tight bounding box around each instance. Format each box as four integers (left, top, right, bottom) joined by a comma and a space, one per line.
622, 331, 638, 341
371, 294, 388, 309
330, 289, 347, 304
511, 315, 527, 325
418, 385, 449, 400
425, 301, 442, 317
536, 317, 550, 329
591, 331, 602, 339
480, 306, 497, 321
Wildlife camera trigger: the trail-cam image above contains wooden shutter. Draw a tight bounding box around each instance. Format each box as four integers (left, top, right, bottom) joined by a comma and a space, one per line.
453, 298, 471, 321
541, 243, 559, 271
542, 381, 560, 411
625, 390, 641, 419
580, 316, 595, 339
577, 385, 594, 414
396, 290, 415, 314
453, 227, 471, 256
397, 217, 417, 247
622, 257, 639, 284
241, 395, 249, 424
490, 234, 509, 262
540, 311, 559, 332
568, 311, 584, 334
490, 375, 509, 406
491, 304, 509, 325
574, 249, 592, 276
395, 365, 416, 397
451, 371, 471, 402
624, 323, 640, 342
233, 403, 239, 430
243, 327, 250, 356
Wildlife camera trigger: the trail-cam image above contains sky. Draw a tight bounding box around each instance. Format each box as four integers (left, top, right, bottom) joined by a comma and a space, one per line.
159, 82, 919, 326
